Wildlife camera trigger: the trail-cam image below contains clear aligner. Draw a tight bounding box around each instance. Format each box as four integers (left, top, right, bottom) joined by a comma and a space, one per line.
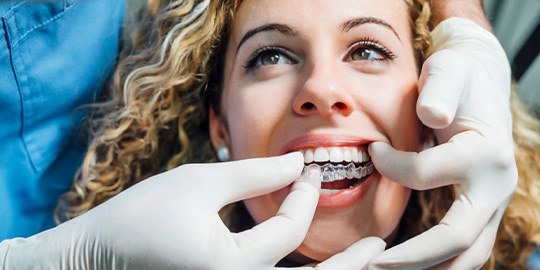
303, 162, 374, 182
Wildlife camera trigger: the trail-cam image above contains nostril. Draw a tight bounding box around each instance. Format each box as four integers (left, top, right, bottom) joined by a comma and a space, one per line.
301, 102, 316, 111
333, 102, 347, 111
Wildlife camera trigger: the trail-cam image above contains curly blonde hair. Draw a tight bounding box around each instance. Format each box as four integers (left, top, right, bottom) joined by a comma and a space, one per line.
56, 0, 540, 269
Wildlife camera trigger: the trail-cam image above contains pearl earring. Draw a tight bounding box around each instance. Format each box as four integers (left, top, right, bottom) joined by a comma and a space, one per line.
217, 145, 230, 162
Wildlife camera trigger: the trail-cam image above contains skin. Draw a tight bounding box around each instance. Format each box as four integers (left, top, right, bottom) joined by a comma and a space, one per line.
429, 0, 492, 31
210, 0, 423, 262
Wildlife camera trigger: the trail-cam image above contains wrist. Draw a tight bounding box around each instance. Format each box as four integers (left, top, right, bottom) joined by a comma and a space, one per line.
429, 0, 492, 31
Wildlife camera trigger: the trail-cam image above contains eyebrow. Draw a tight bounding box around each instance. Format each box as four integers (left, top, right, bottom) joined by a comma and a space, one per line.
236, 23, 297, 54
340, 16, 401, 41
236, 16, 400, 53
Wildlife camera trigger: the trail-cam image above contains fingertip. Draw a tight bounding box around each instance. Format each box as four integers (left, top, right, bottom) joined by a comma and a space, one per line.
366, 237, 387, 250
417, 49, 465, 131
368, 141, 387, 151
297, 165, 321, 192
368, 142, 391, 157
417, 104, 452, 129
291, 168, 321, 205
349, 237, 387, 253
317, 237, 387, 270
280, 151, 305, 174
284, 167, 321, 207
206, 153, 308, 208
283, 151, 304, 160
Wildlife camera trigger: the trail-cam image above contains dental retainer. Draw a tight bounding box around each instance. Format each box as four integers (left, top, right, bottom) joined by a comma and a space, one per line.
303, 162, 374, 182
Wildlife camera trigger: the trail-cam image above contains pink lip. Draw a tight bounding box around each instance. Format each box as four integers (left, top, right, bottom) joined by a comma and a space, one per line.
279, 134, 373, 154
317, 171, 378, 208
278, 170, 378, 209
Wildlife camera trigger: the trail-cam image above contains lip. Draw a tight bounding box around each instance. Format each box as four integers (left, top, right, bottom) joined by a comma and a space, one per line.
278, 169, 378, 210
279, 133, 373, 154
317, 171, 377, 208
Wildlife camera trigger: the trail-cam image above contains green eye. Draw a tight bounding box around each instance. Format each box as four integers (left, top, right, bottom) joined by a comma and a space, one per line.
244, 46, 297, 69
348, 39, 396, 62
259, 51, 292, 65
351, 48, 386, 61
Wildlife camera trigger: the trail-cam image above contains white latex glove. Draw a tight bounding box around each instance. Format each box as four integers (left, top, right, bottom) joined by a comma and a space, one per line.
312, 237, 386, 270
366, 18, 517, 269
286, 237, 385, 270
0, 153, 321, 270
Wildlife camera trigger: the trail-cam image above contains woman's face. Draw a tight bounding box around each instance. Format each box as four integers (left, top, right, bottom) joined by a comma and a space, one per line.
210, 0, 421, 262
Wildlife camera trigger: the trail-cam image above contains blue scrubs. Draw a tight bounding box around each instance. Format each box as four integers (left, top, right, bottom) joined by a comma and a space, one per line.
0, 0, 124, 240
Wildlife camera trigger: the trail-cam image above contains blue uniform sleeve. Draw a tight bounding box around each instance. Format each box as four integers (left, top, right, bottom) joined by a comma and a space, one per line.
0, 0, 125, 240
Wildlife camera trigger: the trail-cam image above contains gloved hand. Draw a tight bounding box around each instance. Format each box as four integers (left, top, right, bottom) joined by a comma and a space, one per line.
366, 18, 517, 269
0, 153, 321, 270
308, 237, 386, 270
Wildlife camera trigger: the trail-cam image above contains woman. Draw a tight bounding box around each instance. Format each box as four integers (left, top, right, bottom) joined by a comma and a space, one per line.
56, 0, 540, 269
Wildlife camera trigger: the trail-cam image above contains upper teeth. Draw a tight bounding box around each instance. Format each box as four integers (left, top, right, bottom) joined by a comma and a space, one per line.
301, 146, 369, 164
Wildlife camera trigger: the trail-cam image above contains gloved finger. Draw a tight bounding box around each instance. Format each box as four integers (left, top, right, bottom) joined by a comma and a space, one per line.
367, 196, 496, 270
275, 267, 314, 270
315, 237, 386, 270
235, 169, 321, 263
368, 131, 480, 190
434, 202, 507, 270
276, 263, 316, 270
417, 49, 468, 129
427, 224, 494, 270
183, 152, 304, 211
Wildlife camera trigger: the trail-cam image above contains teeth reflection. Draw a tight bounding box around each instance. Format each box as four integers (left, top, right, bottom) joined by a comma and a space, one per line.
321, 164, 334, 182
335, 164, 346, 180
314, 147, 330, 162
320, 189, 341, 195
304, 149, 314, 163
343, 148, 352, 162
351, 149, 360, 162
345, 163, 355, 179
329, 147, 344, 162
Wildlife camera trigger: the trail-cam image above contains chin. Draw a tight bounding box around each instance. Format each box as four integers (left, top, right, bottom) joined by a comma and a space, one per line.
294, 176, 410, 262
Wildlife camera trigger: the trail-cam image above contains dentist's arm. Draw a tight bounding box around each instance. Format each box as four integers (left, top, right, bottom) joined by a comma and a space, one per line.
429, 0, 492, 31
0, 153, 321, 270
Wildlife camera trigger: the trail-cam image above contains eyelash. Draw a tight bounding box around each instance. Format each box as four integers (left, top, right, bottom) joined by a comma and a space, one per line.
242, 37, 397, 70
243, 46, 297, 70
348, 37, 397, 61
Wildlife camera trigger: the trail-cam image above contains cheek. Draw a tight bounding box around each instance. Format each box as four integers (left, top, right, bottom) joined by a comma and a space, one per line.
224, 80, 295, 159
372, 178, 411, 238
365, 78, 420, 150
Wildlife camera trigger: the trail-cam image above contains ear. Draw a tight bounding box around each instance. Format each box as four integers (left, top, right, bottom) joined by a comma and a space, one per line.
209, 108, 230, 150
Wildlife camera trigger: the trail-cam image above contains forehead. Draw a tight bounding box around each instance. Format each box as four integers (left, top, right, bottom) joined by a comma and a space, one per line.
230, 0, 412, 43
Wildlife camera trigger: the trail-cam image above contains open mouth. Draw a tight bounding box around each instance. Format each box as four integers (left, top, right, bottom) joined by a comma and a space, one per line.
300, 146, 374, 195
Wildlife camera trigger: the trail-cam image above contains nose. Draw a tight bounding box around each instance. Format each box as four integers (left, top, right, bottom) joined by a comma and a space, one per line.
292, 62, 355, 117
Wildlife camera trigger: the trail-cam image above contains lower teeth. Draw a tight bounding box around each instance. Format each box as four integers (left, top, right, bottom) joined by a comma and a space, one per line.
320, 189, 342, 195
